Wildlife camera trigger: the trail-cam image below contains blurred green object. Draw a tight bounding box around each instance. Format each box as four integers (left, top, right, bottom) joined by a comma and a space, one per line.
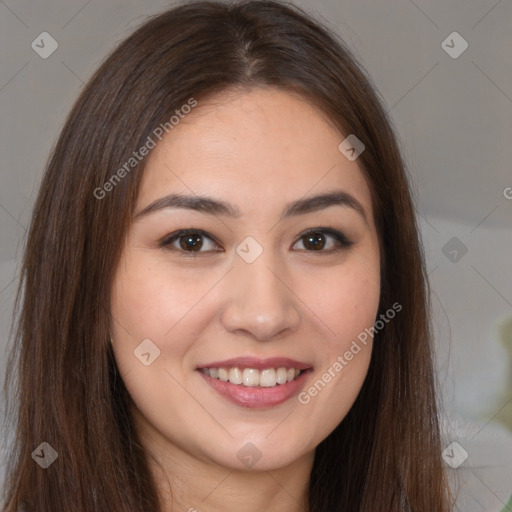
500, 494, 512, 511
495, 315, 512, 433
494, 317, 512, 512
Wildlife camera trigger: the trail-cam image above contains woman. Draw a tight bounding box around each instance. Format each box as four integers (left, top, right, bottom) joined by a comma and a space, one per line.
2, 1, 453, 510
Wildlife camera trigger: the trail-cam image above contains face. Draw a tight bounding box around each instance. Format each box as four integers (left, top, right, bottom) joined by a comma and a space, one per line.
110, 87, 381, 472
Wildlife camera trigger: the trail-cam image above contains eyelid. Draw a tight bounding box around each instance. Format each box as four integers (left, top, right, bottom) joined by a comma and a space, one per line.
159, 227, 353, 255
159, 229, 222, 252
294, 227, 353, 250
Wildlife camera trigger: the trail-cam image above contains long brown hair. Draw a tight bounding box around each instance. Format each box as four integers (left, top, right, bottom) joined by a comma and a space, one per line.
2, 1, 452, 510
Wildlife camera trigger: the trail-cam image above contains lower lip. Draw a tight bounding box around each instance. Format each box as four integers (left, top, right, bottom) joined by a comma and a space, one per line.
198, 370, 311, 409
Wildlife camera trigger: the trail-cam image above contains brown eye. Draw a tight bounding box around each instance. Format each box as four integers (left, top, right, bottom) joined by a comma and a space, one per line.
293, 228, 353, 252
179, 233, 204, 252
303, 231, 327, 251
160, 229, 221, 253
160, 227, 352, 256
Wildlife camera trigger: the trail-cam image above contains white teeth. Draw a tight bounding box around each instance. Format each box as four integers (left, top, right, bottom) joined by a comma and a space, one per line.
259, 368, 277, 387
276, 367, 288, 384
228, 367, 243, 385
242, 368, 260, 387
202, 366, 305, 387
218, 368, 229, 382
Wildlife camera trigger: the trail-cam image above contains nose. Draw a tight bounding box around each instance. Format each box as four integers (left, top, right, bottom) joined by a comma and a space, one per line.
220, 252, 301, 342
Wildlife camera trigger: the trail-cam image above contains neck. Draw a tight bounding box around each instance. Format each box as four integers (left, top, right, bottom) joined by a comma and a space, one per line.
145, 433, 313, 512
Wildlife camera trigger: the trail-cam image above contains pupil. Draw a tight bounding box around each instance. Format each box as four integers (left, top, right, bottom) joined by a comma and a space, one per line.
304, 232, 325, 250
177, 232, 327, 252
180, 234, 202, 251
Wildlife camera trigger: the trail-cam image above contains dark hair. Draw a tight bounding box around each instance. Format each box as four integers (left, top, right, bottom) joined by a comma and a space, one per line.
2, 1, 452, 510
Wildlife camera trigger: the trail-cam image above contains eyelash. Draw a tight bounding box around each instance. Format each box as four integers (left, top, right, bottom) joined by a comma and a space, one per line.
158, 227, 353, 256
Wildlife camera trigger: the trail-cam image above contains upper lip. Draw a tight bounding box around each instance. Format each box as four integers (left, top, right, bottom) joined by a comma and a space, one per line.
197, 357, 312, 371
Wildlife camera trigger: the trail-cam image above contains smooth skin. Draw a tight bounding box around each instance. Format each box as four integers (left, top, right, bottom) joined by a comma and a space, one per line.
110, 87, 381, 512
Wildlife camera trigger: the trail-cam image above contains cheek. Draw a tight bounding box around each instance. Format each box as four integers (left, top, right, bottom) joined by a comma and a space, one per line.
110, 252, 198, 373
301, 262, 380, 350
109, 255, 209, 423
111, 247, 214, 335
110, 249, 234, 388
293, 265, 379, 437
295, 252, 380, 407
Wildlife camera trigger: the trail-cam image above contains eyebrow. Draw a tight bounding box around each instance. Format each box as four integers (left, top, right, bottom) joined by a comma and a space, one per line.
134, 190, 367, 224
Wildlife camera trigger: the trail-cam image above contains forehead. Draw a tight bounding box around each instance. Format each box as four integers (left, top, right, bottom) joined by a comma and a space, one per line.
137, 87, 374, 219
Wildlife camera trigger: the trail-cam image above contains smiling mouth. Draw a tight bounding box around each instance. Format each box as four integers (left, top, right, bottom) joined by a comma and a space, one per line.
200, 366, 306, 388
197, 365, 312, 408
196, 357, 313, 408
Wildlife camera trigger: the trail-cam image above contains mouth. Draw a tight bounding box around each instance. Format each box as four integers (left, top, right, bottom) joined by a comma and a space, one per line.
196, 357, 313, 408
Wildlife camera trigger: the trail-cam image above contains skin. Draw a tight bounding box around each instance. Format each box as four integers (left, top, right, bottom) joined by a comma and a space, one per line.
110, 87, 381, 512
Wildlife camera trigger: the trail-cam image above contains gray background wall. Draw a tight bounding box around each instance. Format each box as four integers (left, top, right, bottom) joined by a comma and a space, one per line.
1, 1, 511, 510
